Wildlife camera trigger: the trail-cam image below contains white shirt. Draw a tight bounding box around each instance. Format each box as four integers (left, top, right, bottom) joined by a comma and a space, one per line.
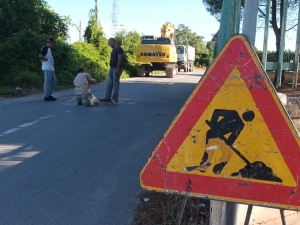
40, 46, 55, 71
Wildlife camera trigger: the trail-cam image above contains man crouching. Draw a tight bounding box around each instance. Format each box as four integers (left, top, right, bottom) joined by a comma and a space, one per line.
74, 67, 99, 106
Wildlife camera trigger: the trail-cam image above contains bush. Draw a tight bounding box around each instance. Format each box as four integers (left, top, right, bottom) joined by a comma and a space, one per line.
72, 42, 109, 82
0, 2, 116, 96
0, 29, 79, 88
115, 30, 144, 77
255, 49, 295, 63
13, 71, 43, 88
0, 29, 46, 86
121, 70, 130, 78
0, 30, 111, 91
51, 41, 78, 87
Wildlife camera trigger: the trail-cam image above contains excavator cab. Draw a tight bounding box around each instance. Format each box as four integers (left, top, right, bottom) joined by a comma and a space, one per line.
141, 37, 172, 45
141, 35, 156, 40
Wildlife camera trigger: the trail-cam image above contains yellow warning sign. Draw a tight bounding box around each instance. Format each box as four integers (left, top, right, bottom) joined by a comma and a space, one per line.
167, 67, 296, 187
140, 34, 300, 210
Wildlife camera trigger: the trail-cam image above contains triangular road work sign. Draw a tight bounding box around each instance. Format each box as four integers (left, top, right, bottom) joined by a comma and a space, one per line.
140, 34, 300, 210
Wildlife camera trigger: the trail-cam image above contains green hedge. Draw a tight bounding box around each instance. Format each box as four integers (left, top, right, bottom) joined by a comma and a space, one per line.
0, 32, 113, 90
0, 29, 45, 87
255, 49, 295, 63
71, 42, 109, 83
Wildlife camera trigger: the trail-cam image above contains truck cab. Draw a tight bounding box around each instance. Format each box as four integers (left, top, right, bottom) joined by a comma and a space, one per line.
176, 45, 195, 72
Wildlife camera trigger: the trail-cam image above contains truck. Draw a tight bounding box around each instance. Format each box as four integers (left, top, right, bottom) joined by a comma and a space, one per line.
136, 22, 178, 78
176, 45, 195, 72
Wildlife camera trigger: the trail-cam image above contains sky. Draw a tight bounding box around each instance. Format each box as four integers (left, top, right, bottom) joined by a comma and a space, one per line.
46, 0, 298, 51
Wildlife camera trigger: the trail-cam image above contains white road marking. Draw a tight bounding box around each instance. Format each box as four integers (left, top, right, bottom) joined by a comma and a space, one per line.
0, 116, 54, 137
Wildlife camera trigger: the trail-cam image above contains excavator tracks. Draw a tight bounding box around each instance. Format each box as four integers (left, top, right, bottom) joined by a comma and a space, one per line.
165, 64, 177, 78
137, 66, 145, 77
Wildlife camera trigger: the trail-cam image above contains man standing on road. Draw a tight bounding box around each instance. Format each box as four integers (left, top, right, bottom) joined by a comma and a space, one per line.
100, 38, 123, 103
39, 38, 57, 101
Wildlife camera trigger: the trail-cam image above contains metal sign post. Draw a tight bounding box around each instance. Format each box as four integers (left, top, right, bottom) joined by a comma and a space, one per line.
276, 0, 288, 88
242, 0, 259, 46
214, 1, 242, 223
292, 1, 300, 88
262, 0, 271, 70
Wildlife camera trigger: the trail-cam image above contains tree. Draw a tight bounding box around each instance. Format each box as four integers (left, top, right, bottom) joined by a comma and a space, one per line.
83, 10, 104, 46
0, 0, 40, 42
202, 0, 245, 20
199, 42, 215, 66
0, 29, 46, 87
0, 0, 73, 87
202, 0, 299, 59
38, 4, 71, 41
0, 0, 70, 42
83, 10, 110, 68
72, 42, 109, 82
175, 24, 212, 66
259, 0, 299, 57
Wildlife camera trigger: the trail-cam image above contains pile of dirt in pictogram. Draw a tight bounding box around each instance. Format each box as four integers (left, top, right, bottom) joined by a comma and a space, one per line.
231, 161, 282, 182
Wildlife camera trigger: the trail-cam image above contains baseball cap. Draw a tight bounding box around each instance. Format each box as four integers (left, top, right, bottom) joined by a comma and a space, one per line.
77, 67, 84, 73
47, 38, 56, 44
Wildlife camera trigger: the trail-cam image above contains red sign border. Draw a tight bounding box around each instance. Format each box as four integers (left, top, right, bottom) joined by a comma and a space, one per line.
140, 34, 300, 210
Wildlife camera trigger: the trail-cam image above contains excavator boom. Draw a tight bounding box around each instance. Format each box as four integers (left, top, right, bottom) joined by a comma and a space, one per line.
160, 22, 175, 41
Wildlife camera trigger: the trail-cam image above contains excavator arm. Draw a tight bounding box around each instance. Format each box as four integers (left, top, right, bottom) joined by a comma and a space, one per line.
160, 22, 175, 41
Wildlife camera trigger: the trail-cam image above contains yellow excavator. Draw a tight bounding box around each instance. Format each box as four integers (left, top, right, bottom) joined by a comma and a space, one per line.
136, 22, 177, 78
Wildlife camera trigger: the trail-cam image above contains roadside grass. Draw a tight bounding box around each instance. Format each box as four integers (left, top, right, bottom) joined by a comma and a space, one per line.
131, 190, 210, 225
153, 71, 165, 74
0, 86, 42, 99
0, 85, 72, 99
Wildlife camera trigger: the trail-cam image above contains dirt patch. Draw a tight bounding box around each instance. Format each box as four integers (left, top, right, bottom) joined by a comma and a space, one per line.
131, 191, 210, 225
267, 71, 300, 96
276, 84, 300, 96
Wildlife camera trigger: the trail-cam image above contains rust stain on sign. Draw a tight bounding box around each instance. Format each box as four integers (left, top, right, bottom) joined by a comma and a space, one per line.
140, 34, 300, 210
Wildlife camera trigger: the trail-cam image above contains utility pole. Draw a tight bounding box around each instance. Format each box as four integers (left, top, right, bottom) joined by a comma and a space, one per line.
79, 21, 82, 42
262, 0, 271, 70
74, 21, 82, 42
95, 0, 98, 21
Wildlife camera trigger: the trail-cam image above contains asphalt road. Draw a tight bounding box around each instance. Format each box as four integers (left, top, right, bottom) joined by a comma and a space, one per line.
0, 70, 204, 225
